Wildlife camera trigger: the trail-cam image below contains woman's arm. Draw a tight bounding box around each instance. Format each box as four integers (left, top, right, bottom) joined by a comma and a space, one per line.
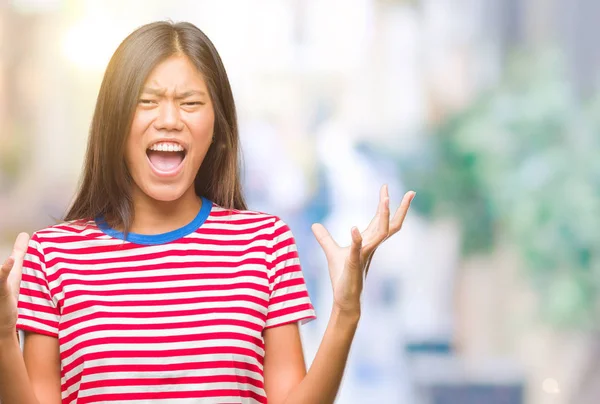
263, 309, 359, 404
0, 331, 62, 404
0, 233, 62, 404
263, 323, 307, 403
0, 332, 40, 404
264, 186, 414, 404
23, 332, 62, 403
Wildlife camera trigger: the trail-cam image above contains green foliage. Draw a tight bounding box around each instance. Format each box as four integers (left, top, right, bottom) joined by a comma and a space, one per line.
403, 50, 600, 329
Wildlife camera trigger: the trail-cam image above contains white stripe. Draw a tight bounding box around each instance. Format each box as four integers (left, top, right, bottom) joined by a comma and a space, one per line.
62, 311, 266, 339
64, 355, 264, 386
43, 238, 271, 262
47, 250, 270, 271
61, 340, 266, 370
55, 267, 269, 283
76, 382, 265, 399
60, 299, 268, 325
81, 368, 263, 384
266, 309, 316, 327
60, 275, 269, 293
120, 397, 255, 404
16, 318, 57, 335
201, 218, 274, 232
60, 324, 264, 353
82, 353, 263, 369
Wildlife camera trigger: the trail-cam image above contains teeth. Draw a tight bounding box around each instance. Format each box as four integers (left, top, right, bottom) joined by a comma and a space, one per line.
149, 142, 184, 152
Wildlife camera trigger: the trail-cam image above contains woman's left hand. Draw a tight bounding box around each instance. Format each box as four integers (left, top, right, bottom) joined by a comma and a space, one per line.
312, 185, 415, 316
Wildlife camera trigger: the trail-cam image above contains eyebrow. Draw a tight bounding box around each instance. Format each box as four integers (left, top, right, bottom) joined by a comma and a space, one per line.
141, 87, 207, 99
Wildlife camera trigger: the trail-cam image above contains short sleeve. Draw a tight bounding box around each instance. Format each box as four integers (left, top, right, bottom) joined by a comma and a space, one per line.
265, 218, 316, 329
16, 234, 60, 338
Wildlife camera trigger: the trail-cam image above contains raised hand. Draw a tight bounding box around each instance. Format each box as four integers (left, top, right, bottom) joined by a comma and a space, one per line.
311, 185, 415, 315
0, 233, 30, 339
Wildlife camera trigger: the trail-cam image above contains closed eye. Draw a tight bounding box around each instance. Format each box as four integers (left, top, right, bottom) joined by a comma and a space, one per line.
181, 101, 204, 106
139, 99, 157, 105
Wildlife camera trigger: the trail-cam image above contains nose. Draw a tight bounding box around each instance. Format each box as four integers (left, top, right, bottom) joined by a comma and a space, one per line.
154, 101, 184, 131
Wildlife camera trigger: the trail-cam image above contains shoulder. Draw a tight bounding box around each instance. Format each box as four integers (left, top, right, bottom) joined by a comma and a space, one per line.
208, 204, 282, 228
30, 219, 102, 246
206, 204, 292, 238
20, 220, 99, 269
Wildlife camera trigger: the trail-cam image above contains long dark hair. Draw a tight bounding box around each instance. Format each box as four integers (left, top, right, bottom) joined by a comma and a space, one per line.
65, 21, 246, 231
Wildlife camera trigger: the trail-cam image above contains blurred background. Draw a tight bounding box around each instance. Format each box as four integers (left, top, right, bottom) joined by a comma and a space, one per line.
1, 0, 599, 403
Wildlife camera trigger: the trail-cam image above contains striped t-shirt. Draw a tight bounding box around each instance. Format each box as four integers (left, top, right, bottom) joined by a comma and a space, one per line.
17, 197, 316, 404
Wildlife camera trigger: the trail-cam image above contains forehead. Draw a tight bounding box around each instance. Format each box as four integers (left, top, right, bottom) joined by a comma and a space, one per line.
144, 55, 207, 91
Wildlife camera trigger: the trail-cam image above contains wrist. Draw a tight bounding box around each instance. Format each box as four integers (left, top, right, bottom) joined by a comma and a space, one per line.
331, 305, 361, 327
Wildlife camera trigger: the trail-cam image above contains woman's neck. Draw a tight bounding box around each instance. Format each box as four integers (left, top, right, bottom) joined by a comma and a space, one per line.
128, 186, 202, 235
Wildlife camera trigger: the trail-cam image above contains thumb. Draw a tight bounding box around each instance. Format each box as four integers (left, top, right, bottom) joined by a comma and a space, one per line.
311, 223, 339, 261
347, 226, 363, 271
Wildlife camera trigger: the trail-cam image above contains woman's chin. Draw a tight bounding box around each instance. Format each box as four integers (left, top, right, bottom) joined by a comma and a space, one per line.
139, 183, 194, 203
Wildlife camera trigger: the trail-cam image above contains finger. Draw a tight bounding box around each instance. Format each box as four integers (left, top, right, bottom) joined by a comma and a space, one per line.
8, 233, 29, 291
377, 184, 388, 215
12, 233, 30, 263
0, 257, 15, 284
311, 223, 339, 261
389, 191, 416, 236
362, 184, 390, 245
348, 226, 363, 270
9, 233, 30, 273
378, 185, 390, 238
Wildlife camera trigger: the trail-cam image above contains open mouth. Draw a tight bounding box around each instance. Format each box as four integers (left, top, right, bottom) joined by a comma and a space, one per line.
146, 141, 187, 174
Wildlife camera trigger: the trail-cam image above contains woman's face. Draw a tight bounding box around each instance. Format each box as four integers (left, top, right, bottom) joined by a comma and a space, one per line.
126, 55, 214, 204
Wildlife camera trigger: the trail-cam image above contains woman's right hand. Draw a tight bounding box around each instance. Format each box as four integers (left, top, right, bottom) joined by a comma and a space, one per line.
0, 233, 30, 339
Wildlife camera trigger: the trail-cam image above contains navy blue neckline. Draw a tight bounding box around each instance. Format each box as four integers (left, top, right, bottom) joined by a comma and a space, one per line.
95, 196, 212, 245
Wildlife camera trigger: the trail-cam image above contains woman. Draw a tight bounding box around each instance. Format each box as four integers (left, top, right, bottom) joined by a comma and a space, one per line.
0, 21, 414, 404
